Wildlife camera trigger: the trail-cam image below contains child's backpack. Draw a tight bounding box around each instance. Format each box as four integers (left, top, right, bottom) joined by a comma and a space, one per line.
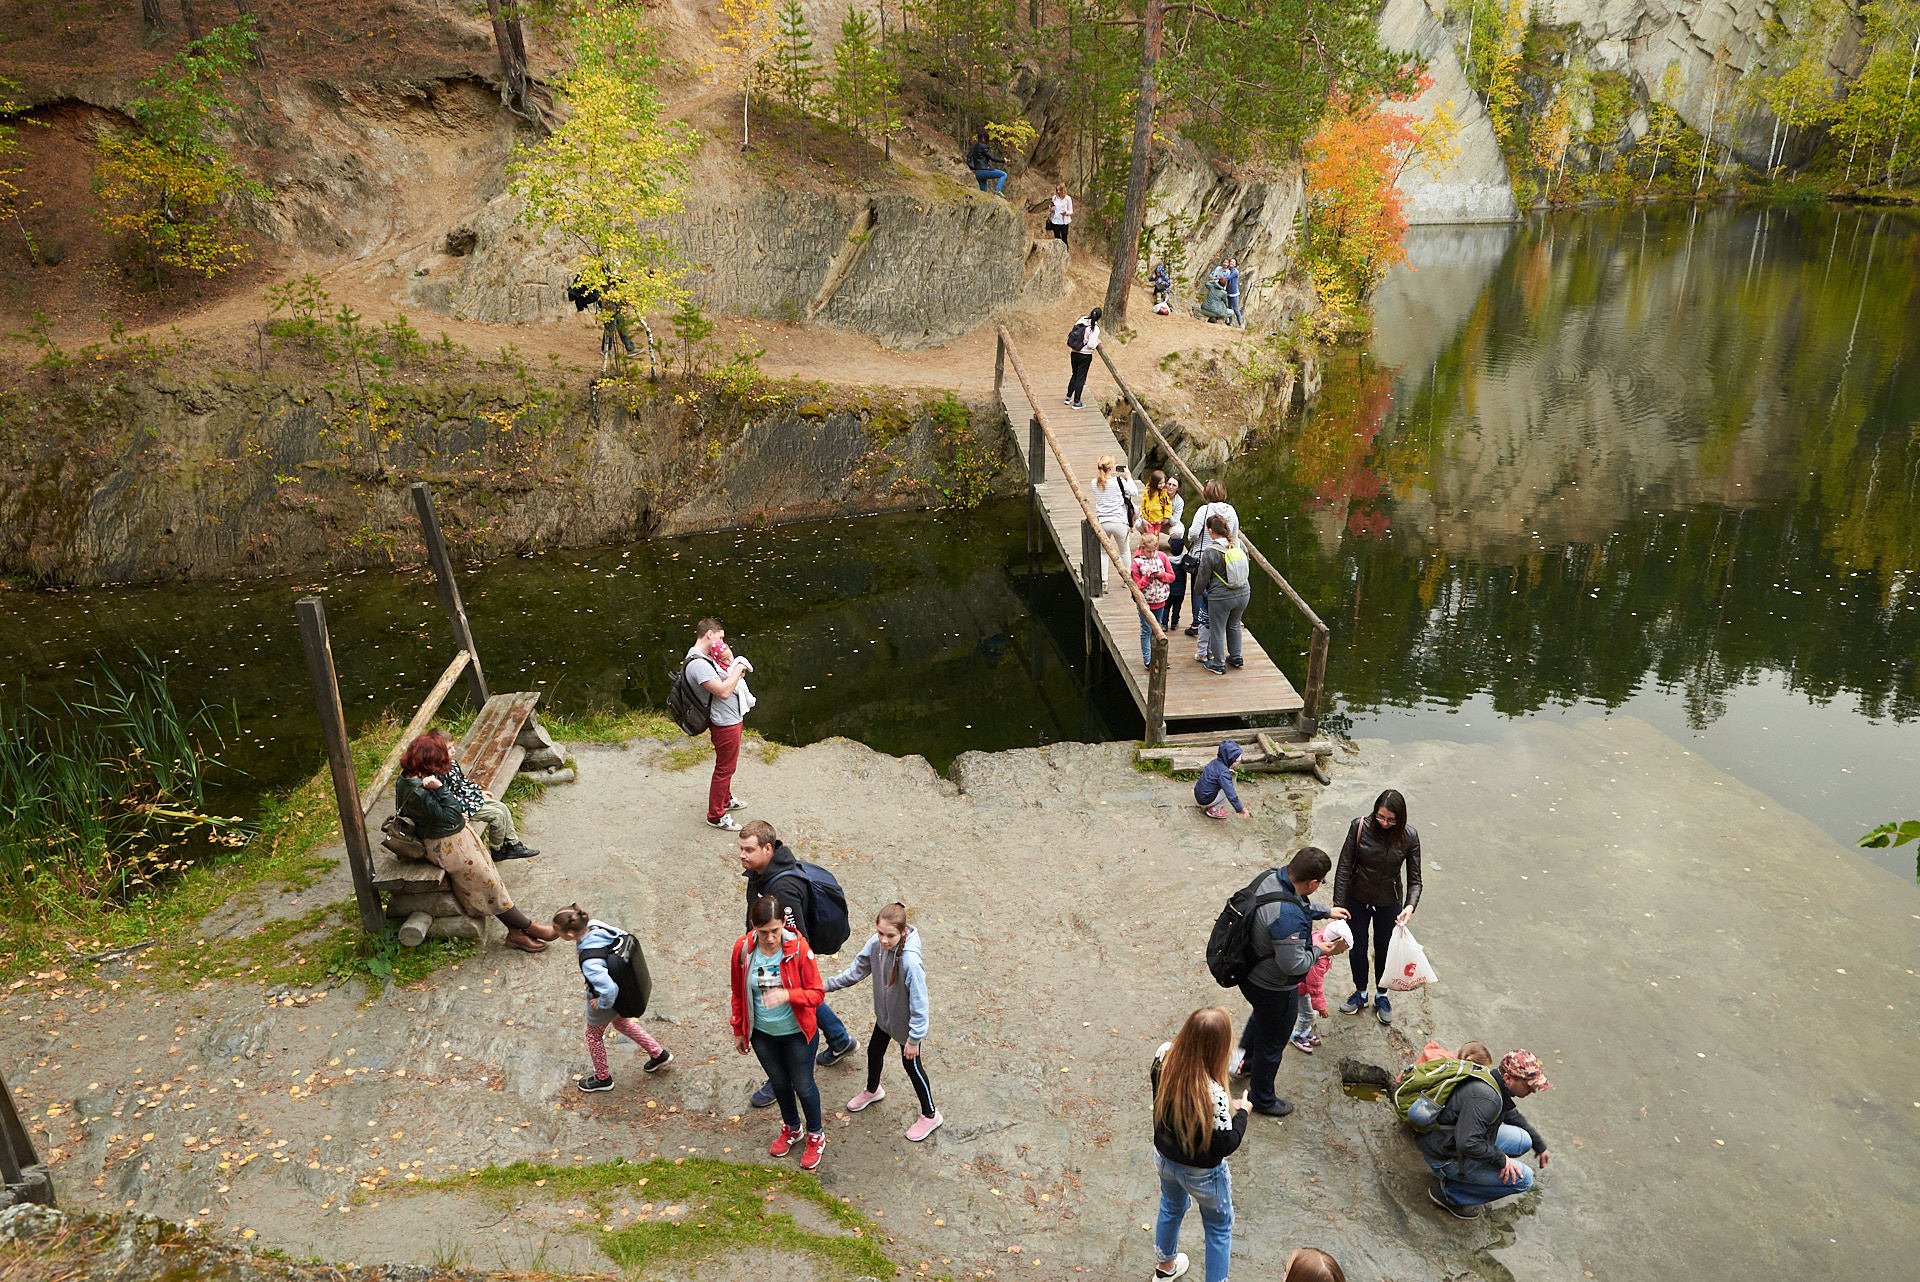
578, 929, 654, 1018
767, 863, 852, 955
665, 661, 716, 736
1216, 544, 1251, 589
1204, 871, 1306, 988
1067, 318, 1089, 350
1390, 1057, 1501, 1132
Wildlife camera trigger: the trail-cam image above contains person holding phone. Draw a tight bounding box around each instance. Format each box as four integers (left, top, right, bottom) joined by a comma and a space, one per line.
1149, 1007, 1250, 1282
1092, 453, 1141, 591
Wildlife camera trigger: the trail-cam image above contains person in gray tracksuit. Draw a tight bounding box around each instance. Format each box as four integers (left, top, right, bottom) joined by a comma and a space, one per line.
826, 902, 942, 1142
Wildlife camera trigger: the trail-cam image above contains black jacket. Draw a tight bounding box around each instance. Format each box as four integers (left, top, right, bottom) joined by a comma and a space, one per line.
1414, 1076, 1545, 1178
1333, 815, 1423, 911
967, 141, 1000, 170
396, 774, 467, 840
1150, 1049, 1247, 1169
744, 842, 810, 935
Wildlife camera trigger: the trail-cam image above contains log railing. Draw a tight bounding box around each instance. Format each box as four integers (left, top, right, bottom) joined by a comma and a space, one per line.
1097, 346, 1330, 727
996, 327, 1172, 743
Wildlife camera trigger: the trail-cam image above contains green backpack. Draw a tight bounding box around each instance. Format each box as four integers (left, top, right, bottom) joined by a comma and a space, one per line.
1390, 1058, 1501, 1132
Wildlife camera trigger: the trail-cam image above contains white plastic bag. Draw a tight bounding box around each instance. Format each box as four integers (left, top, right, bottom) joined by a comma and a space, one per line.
1382, 924, 1438, 990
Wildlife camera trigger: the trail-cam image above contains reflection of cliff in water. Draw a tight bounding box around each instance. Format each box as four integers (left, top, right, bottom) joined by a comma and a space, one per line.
1227, 206, 1920, 731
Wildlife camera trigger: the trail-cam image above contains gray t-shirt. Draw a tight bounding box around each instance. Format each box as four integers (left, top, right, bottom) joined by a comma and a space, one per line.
685, 651, 745, 727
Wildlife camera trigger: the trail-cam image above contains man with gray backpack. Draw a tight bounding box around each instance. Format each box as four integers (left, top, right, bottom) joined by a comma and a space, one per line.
1195, 513, 1251, 676
1395, 1047, 1554, 1219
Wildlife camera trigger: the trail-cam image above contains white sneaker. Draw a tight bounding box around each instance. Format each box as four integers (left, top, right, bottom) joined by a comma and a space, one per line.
708, 814, 741, 831
1154, 1252, 1190, 1280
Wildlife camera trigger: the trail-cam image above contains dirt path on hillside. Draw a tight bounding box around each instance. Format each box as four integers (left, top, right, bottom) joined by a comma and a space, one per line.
5, 720, 1917, 1280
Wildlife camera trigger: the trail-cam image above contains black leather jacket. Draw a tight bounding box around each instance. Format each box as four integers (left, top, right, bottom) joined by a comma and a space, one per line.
1333, 815, 1422, 911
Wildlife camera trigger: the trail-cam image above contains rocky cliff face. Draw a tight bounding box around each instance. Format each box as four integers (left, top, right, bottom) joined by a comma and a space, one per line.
394, 188, 1067, 350
1382, 0, 1521, 223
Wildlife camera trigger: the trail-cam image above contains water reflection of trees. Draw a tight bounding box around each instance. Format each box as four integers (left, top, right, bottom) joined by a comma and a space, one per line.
1230, 206, 1920, 729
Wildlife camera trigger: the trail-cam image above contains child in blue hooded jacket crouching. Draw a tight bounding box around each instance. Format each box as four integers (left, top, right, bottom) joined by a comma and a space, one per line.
1194, 740, 1253, 819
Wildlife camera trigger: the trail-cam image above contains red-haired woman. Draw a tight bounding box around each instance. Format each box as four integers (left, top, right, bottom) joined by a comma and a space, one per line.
396, 730, 555, 953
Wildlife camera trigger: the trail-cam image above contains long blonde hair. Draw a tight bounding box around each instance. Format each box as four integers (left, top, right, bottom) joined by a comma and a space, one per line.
1154, 1007, 1233, 1156
1095, 453, 1116, 491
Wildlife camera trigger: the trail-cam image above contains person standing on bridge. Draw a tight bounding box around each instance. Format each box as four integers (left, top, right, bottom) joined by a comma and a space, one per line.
1196, 513, 1251, 676
1183, 481, 1239, 656
1091, 454, 1139, 591
1065, 306, 1101, 409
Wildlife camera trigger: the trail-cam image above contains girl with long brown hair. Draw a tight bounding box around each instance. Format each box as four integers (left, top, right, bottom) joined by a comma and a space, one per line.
825, 902, 941, 1141
1149, 1006, 1249, 1281
395, 731, 555, 953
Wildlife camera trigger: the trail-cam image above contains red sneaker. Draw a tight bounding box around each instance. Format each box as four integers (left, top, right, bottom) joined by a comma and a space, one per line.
800, 1131, 826, 1170
769, 1125, 802, 1158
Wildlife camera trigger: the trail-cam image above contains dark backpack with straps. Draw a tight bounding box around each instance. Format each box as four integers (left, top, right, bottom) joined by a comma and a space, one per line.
767, 863, 852, 955
1067, 319, 1088, 351
1205, 870, 1308, 988
578, 929, 653, 1018
666, 659, 717, 736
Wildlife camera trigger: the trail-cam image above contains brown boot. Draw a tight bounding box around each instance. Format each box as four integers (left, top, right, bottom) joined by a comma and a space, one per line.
504, 929, 547, 953
523, 920, 559, 942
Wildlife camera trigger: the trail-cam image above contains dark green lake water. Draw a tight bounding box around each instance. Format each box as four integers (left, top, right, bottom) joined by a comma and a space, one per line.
3, 206, 1915, 875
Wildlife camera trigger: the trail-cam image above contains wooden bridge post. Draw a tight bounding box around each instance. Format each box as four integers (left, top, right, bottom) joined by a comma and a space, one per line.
1028, 416, 1046, 483
995, 332, 1006, 395
0, 1069, 53, 1207
410, 482, 490, 711
295, 596, 388, 936
1146, 634, 1168, 745
1130, 408, 1148, 474
1080, 518, 1103, 666
1299, 621, 1330, 733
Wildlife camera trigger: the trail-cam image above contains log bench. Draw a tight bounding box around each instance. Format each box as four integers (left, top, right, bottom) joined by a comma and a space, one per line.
1137, 732, 1335, 784
371, 691, 564, 946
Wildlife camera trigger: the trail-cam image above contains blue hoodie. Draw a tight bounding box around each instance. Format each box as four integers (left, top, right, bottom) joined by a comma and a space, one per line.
825, 928, 930, 1043
1194, 740, 1244, 812
576, 919, 626, 1009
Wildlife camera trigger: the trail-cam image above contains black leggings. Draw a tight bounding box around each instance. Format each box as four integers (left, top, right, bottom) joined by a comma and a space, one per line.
866, 1025, 936, 1118
1347, 900, 1400, 994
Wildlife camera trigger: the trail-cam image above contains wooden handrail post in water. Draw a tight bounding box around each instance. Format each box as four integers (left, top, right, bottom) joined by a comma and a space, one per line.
1303, 623, 1329, 727
1130, 408, 1148, 475
411, 482, 489, 711
295, 596, 387, 936
995, 332, 1006, 395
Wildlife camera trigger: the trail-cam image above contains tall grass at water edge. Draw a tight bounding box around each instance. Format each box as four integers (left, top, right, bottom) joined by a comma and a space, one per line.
0, 652, 246, 927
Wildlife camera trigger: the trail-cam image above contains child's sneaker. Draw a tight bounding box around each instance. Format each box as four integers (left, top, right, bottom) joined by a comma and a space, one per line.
1304, 1030, 1324, 1050
1204, 804, 1232, 820
848, 1086, 886, 1112
905, 1111, 943, 1142
800, 1131, 827, 1170
576, 1074, 613, 1093
643, 1049, 674, 1074
1290, 1032, 1315, 1054
770, 1125, 802, 1158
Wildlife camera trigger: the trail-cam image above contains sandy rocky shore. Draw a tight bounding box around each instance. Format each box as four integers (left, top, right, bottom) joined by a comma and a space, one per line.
2, 718, 1916, 1281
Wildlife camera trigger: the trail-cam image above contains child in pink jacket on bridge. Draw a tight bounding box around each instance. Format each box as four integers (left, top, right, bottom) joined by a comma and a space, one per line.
1291, 919, 1352, 1053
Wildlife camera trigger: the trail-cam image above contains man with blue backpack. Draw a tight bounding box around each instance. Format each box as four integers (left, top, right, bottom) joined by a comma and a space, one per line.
738, 819, 858, 1108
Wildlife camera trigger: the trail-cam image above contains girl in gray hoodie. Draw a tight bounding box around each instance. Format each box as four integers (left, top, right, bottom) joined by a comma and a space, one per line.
826, 903, 941, 1141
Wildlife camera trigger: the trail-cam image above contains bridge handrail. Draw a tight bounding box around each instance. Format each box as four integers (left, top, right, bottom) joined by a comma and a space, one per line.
1095, 345, 1329, 722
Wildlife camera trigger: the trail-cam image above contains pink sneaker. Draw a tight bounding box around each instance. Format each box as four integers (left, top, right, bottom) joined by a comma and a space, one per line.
848, 1086, 886, 1112
905, 1110, 943, 1142
1204, 805, 1231, 820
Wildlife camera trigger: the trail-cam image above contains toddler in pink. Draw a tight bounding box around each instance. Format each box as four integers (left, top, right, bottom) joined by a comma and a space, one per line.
1292, 920, 1351, 1052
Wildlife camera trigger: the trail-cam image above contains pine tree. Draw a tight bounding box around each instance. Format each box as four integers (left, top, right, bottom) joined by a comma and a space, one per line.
830, 9, 901, 179
772, 0, 819, 116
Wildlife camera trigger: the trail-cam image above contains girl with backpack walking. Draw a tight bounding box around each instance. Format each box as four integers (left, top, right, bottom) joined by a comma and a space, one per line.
1332, 788, 1423, 1026
731, 894, 829, 1170
1183, 481, 1239, 651
552, 905, 673, 1092
1149, 1006, 1250, 1282
1195, 514, 1251, 675
825, 903, 943, 1142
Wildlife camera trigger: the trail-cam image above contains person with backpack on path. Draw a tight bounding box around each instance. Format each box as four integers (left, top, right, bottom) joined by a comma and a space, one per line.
1193, 740, 1252, 820
967, 133, 1007, 193
1183, 481, 1239, 651
1333, 788, 1423, 1025
827, 902, 943, 1142
1147, 1006, 1249, 1282
1196, 514, 1251, 676
1410, 1048, 1553, 1219
738, 819, 858, 1108
1065, 307, 1101, 409
730, 894, 830, 1170
552, 904, 673, 1092
681, 618, 752, 832
1220, 847, 1348, 1117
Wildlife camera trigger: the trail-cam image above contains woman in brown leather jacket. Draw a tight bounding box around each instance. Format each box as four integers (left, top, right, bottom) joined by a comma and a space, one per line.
1332, 788, 1421, 1026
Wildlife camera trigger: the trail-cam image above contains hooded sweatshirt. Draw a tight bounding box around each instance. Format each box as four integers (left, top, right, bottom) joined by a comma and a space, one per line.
1193, 740, 1244, 811
575, 919, 626, 1009
743, 841, 810, 936
825, 928, 930, 1043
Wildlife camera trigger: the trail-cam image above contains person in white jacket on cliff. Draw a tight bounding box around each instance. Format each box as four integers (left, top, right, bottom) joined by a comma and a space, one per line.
826, 902, 942, 1142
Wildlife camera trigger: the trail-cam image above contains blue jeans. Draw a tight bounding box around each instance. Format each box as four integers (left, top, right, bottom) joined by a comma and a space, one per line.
1154, 1152, 1233, 1282
815, 1001, 851, 1051
1140, 603, 1170, 666
1425, 1126, 1535, 1207
973, 168, 1007, 192
751, 1029, 823, 1134
1228, 295, 1242, 326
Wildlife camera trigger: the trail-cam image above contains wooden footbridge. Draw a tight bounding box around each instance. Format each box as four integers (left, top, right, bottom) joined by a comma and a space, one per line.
994, 327, 1329, 746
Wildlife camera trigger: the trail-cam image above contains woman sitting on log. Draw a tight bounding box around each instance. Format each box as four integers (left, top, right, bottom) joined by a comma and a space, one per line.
397, 730, 556, 953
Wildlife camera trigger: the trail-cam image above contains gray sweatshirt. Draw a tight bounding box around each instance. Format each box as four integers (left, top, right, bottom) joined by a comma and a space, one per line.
824, 928, 930, 1043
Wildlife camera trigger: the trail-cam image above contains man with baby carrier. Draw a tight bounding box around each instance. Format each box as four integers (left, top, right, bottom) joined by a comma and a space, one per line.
1394, 1045, 1554, 1219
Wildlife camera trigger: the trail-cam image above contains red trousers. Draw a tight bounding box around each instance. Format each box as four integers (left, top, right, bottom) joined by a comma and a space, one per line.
708, 722, 742, 821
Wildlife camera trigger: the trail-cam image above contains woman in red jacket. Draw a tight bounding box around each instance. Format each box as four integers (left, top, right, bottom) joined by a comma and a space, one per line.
731, 894, 829, 1169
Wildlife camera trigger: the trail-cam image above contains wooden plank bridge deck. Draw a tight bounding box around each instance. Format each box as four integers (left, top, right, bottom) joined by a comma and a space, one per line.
996, 341, 1306, 733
